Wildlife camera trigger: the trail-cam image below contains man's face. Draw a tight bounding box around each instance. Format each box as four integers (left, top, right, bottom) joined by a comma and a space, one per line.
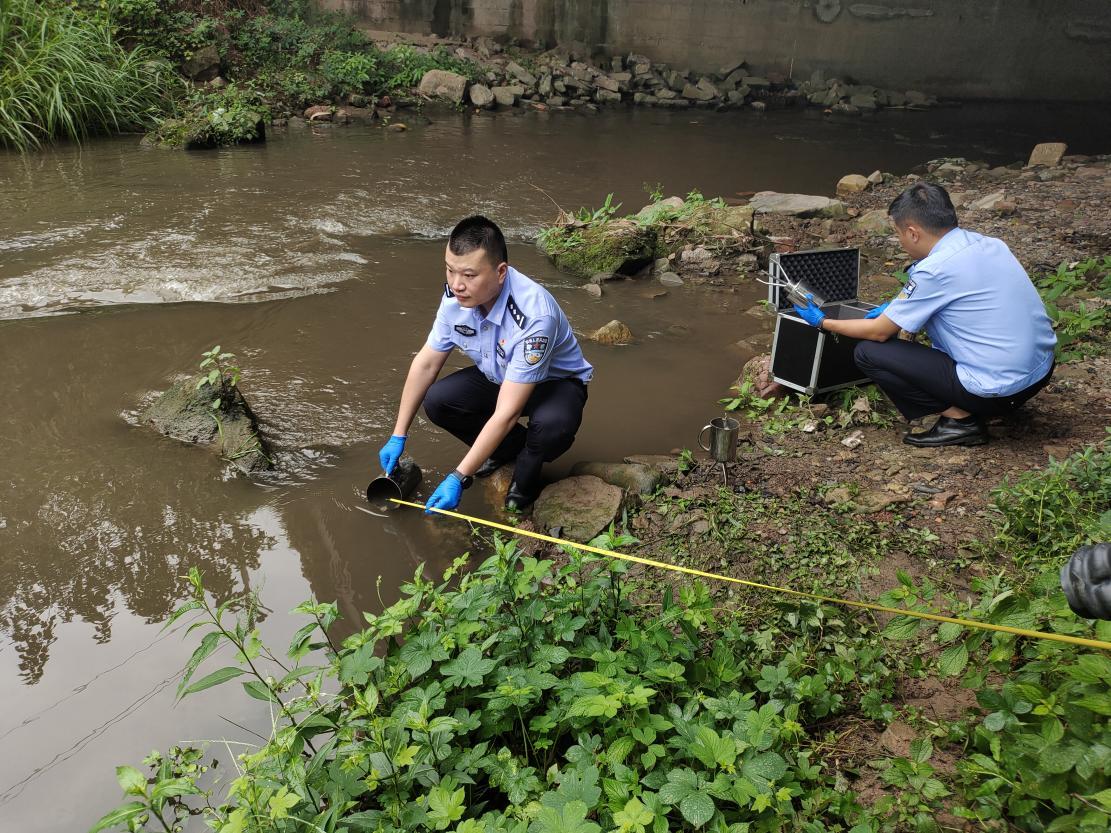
445, 246, 507, 311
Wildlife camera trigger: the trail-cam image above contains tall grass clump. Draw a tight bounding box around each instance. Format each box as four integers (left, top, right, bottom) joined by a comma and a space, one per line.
0, 0, 172, 152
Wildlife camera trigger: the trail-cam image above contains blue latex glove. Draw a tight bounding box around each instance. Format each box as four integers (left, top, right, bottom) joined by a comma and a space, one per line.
865, 301, 891, 319
425, 473, 464, 514
792, 294, 826, 329
378, 434, 406, 475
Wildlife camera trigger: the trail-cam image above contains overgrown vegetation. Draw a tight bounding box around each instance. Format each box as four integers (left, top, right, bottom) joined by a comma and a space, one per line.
3, 0, 479, 151
93, 436, 1111, 832
0, 0, 173, 151
992, 429, 1111, 572
721, 383, 895, 437
1036, 258, 1111, 362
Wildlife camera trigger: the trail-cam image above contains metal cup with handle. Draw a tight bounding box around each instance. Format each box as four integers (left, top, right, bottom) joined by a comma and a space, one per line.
698, 417, 740, 463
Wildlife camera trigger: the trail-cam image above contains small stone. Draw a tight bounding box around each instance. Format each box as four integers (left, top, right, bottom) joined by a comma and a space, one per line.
867, 170, 884, 185
304, 104, 332, 121
994, 200, 1017, 216
855, 209, 893, 234
506, 60, 537, 86
750, 100, 766, 112
929, 492, 955, 510
968, 190, 1006, 210
1027, 142, 1067, 168
841, 430, 865, 449
583, 284, 602, 298
836, 174, 871, 195
386, 123, 407, 132
591, 320, 634, 345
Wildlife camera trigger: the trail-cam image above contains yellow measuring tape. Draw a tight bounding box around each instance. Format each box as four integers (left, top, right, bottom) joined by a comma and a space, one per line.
391, 498, 1111, 652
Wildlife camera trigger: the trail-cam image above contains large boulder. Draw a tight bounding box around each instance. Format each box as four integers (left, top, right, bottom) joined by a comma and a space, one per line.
532, 476, 623, 541
468, 83, 495, 109
181, 45, 221, 82
140, 377, 272, 475
570, 462, 665, 495
491, 85, 523, 107
418, 70, 468, 104
749, 191, 847, 219
537, 220, 657, 279
1027, 142, 1067, 167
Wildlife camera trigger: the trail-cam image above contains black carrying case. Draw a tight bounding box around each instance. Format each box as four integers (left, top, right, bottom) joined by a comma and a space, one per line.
768, 247, 876, 395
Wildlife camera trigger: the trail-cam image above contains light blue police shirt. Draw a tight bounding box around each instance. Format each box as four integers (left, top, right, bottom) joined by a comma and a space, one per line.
427, 266, 594, 386
884, 228, 1056, 397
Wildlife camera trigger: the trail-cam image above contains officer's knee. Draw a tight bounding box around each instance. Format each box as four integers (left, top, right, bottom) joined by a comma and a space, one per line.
853, 340, 878, 368
422, 383, 450, 425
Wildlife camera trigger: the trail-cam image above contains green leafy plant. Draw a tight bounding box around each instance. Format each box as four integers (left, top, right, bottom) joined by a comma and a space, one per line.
991, 431, 1111, 569
0, 0, 173, 151
574, 193, 623, 227
195, 345, 241, 411
93, 538, 901, 833
868, 739, 950, 833
1037, 259, 1111, 362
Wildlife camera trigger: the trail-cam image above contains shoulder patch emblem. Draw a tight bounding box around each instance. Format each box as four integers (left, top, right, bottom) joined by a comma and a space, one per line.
506, 295, 529, 329
496, 340, 506, 360
454, 324, 477, 337
444, 283, 454, 298
902, 279, 917, 299
523, 335, 549, 366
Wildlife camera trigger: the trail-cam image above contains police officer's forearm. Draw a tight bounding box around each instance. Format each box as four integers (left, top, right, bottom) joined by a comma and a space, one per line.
456, 411, 522, 477
822, 315, 899, 342
392, 347, 450, 436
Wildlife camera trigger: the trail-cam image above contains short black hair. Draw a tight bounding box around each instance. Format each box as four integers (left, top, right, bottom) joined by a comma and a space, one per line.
448, 215, 508, 266
887, 183, 958, 233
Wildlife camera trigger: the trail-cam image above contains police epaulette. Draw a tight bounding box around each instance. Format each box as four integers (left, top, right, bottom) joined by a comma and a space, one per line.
506, 295, 528, 329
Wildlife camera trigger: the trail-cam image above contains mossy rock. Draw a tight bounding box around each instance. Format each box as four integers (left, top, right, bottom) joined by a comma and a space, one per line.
140, 377, 273, 475
537, 220, 657, 280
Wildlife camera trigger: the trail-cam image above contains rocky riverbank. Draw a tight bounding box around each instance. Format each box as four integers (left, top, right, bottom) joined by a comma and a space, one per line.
405, 32, 939, 115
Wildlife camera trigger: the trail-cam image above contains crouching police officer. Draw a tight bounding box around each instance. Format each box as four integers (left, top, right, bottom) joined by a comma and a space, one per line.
793, 182, 1056, 447
378, 215, 593, 514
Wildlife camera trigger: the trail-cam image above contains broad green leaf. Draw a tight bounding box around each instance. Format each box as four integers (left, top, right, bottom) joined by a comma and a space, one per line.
1073, 693, 1111, 716
151, 777, 201, 803
89, 802, 147, 833
1090, 788, 1111, 810
909, 738, 932, 765
1039, 743, 1083, 774
883, 615, 923, 640
679, 792, 715, 828
427, 784, 465, 830
268, 786, 299, 820
938, 643, 968, 677
614, 797, 654, 832
528, 799, 601, 833
243, 680, 278, 703
179, 665, 244, 697
688, 725, 737, 769
553, 765, 600, 808
936, 622, 963, 644
741, 752, 787, 787
115, 766, 146, 796
441, 647, 496, 688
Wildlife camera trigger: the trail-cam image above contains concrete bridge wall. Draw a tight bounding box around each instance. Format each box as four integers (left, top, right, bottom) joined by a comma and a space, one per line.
318, 0, 1111, 102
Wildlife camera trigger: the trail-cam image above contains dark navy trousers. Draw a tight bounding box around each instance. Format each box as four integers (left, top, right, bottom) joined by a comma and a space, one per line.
423, 366, 588, 491
853, 338, 1054, 421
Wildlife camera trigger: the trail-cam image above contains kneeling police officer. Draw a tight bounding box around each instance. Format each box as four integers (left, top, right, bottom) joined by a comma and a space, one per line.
793, 182, 1056, 447
378, 216, 593, 514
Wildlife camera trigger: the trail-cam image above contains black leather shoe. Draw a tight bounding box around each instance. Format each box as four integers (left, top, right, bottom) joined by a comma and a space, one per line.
504, 481, 539, 512
475, 455, 515, 478
903, 416, 988, 448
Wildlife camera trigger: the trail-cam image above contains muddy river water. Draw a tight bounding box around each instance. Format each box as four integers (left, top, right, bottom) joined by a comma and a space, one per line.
1, 103, 1107, 830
